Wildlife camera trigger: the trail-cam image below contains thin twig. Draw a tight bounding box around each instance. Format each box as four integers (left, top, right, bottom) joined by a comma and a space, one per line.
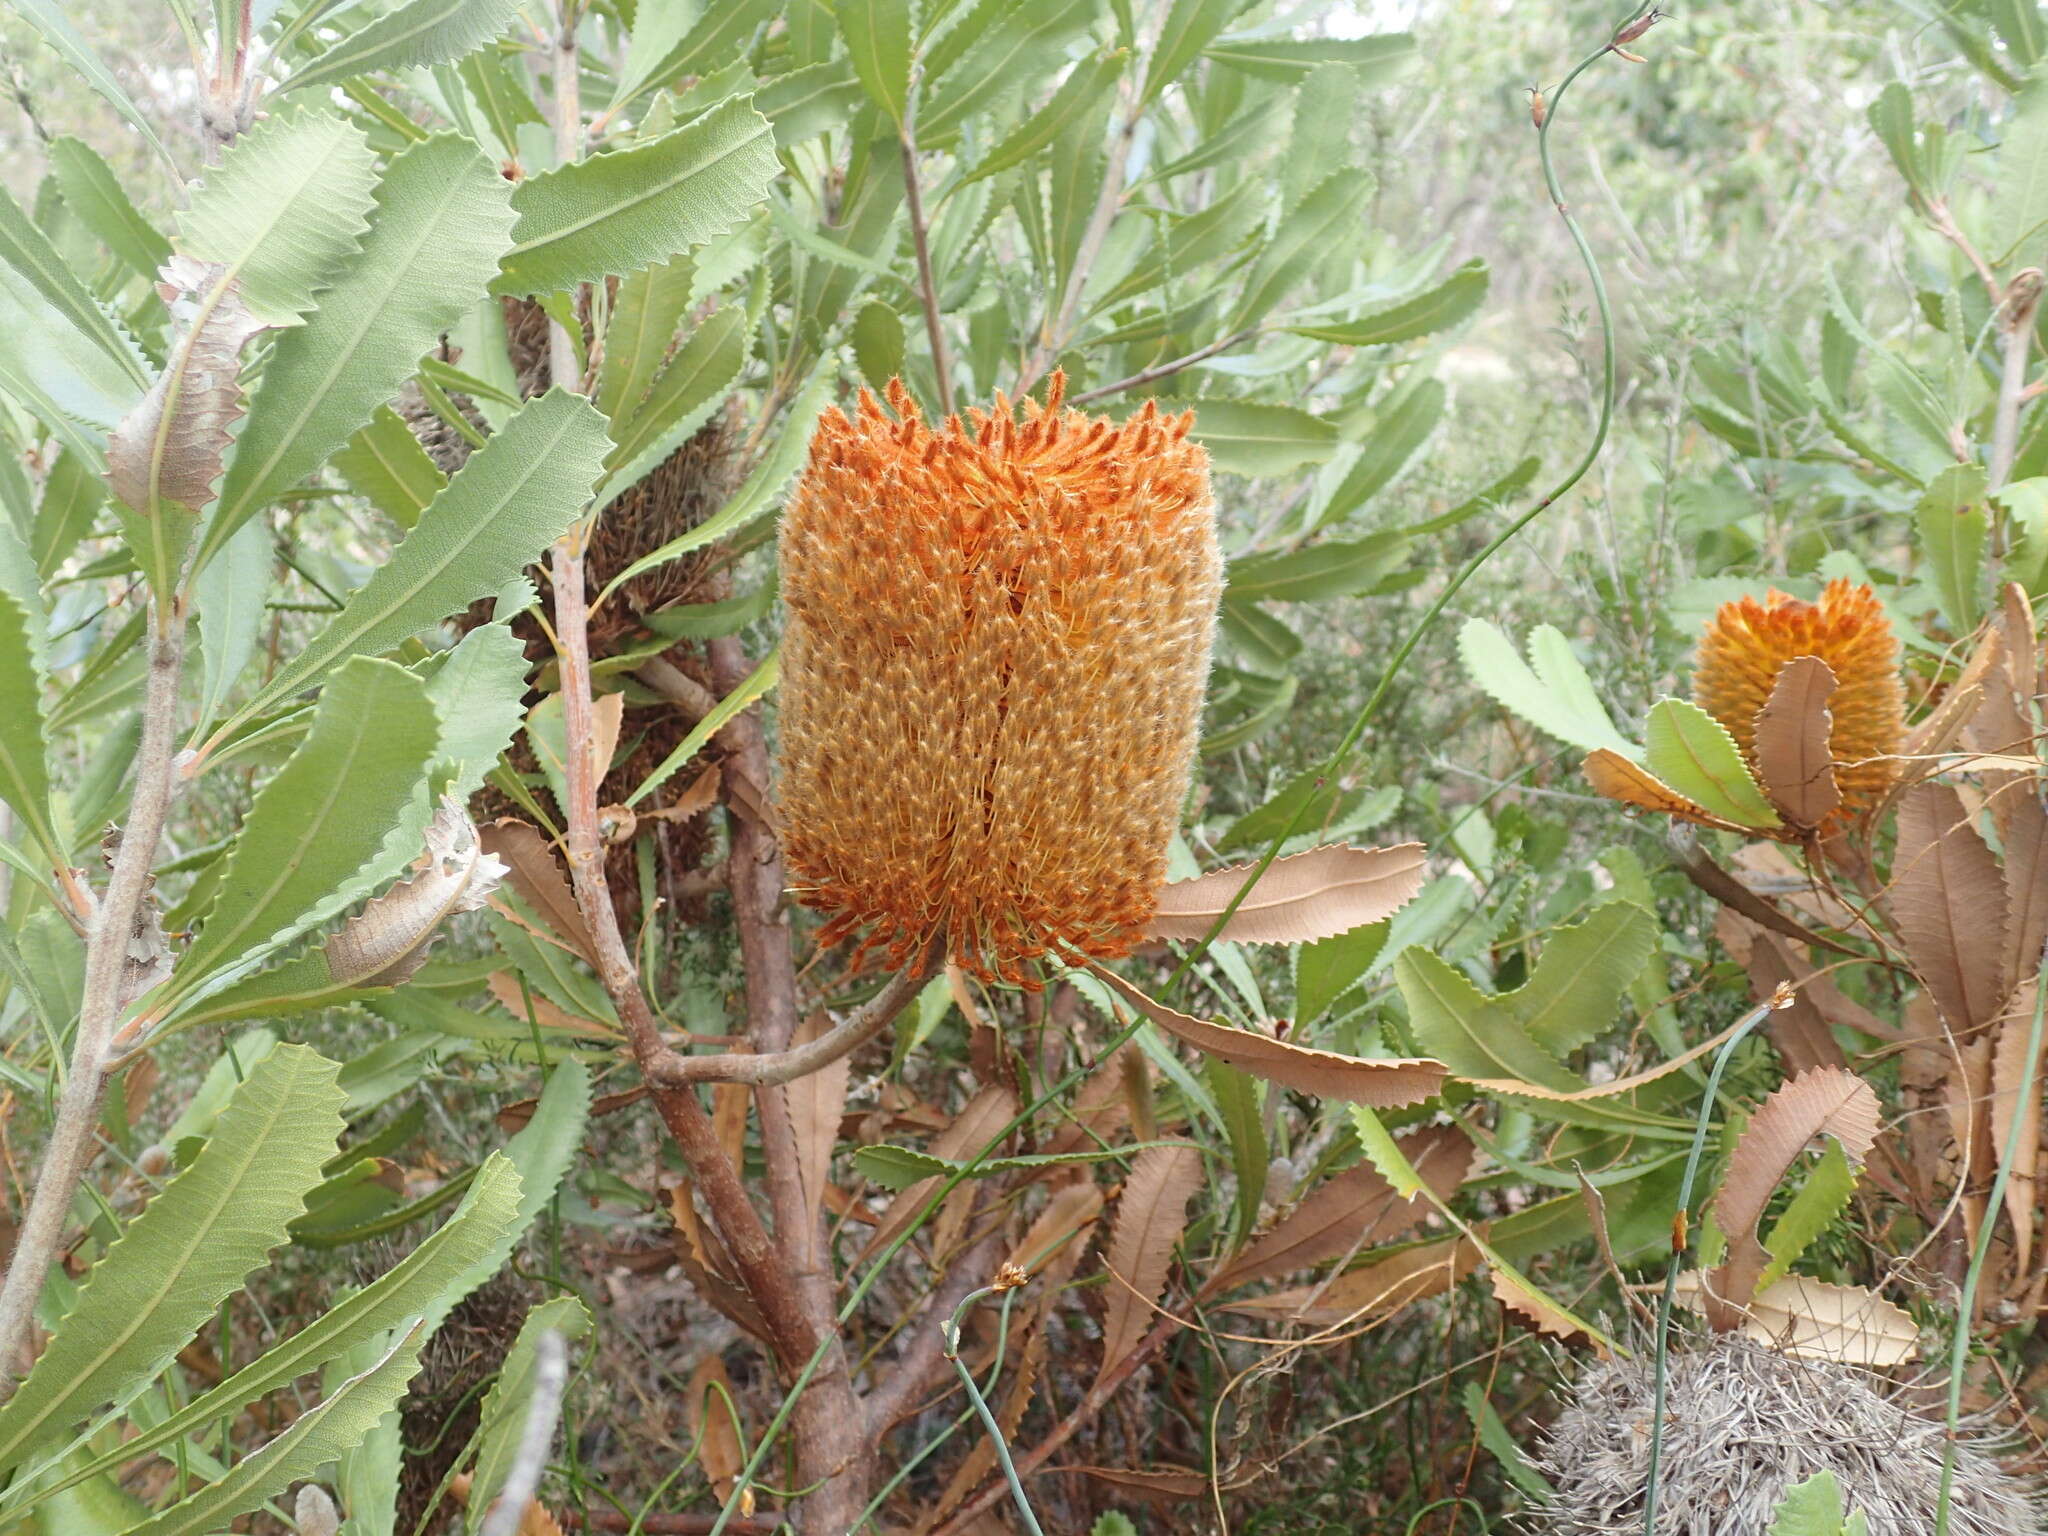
0, 610, 186, 1398
899, 66, 954, 412
634, 656, 720, 724
480, 1330, 568, 1536
647, 962, 932, 1085
547, 7, 582, 390
1067, 327, 1261, 407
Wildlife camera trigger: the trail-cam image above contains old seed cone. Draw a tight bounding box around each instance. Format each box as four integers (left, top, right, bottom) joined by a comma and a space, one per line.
778, 376, 1220, 983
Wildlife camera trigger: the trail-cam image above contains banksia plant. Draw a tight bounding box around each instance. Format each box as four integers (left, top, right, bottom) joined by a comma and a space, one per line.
1694, 578, 1904, 824
777, 377, 1221, 984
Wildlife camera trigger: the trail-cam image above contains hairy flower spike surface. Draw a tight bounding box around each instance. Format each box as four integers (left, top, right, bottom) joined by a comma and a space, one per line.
1694, 578, 1904, 825
777, 376, 1221, 984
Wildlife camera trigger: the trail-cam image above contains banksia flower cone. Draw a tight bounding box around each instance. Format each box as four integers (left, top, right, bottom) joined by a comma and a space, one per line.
777, 377, 1221, 984
1694, 579, 1904, 823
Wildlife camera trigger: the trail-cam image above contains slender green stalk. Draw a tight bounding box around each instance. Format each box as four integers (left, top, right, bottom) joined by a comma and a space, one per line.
1160, 4, 1647, 998
942, 1284, 1043, 1536
1935, 947, 2048, 1533
1643, 993, 1779, 1533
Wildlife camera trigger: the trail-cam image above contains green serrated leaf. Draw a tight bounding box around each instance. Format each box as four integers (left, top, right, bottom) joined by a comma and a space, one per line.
1205, 32, 1417, 85
1758, 1140, 1859, 1291
968, 48, 1127, 183
496, 98, 778, 294
626, 646, 777, 807
596, 355, 837, 606
1181, 398, 1339, 478
1868, 83, 1922, 194
1458, 618, 1641, 760
287, 0, 523, 93
1513, 900, 1659, 1057
1232, 167, 1374, 329
1314, 377, 1442, 526
1394, 948, 1583, 1093
921, 0, 1100, 142
598, 256, 696, 421
1294, 922, 1387, 1023
191, 515, 270, 738
1769, 1471, 1852, 1536
332, 405, 449, 530
36, 1156, 527, 1508
851, 298, 905, 390
116, 1321, 427, 1536
0, 1046, 345, 1478
466, 1295, 591, 1533
1917, 462, 1990, 634
840, 0, 913, 125
220, 388, 606, 735
1290, 259, 1489, 346
602, 305, 750, 496
1225, 530, 1406, 602
175, 107, 379, 326
1992, 75, 2048, 266
2, 0, 172, 164
202, 133, 515, 570
609, 0, 783, 111
1141, 0, 1232, 105
47, 136, 170, 281
165, 658, 441, 1006
418, 620, 529, 802
1644, 697, 1782, 828
0, 588, 59, 874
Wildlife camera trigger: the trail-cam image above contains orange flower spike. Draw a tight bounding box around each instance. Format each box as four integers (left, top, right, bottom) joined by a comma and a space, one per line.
1693, 578, 1905, 824
777, 376, 1221, 984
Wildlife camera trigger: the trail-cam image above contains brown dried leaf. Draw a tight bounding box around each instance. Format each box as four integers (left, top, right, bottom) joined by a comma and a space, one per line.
784, 1011, 850, 1246
1089, 964, 1447, 1107
1674, 1273, 1917, 1365
860, 1085, 1019, 1262
1145, 843, 1427, 944
1221, 1233, 1482, 1325
1069, 1466, 1209, 1503
1584, 749, 1752, 834
1753, 656, 1841, 829
327, 800, 505, 988
1991, 983, 2043, 1278
1683, 838, 1860, 957
1460, 1010, 1757, 1101
1041, 1044, 1134, 1157
107, 257, 268, 516
687, 1353, 745, 1498
642, 762, 722, 824
479, 819, 597, 965
1732, 916, 1847, 1074
1905, 622, 2003, 761
1010, 1180, 1104, 1277
483, 972, 616, 1039
1211, 1124, 1470, 1292
1099, 1141, 1203, 1381
1998, 582, 2037, 695
1967, 685, 2048, 996
1706, 1066, 1882, 1321
1892, 782, 2011, 1033
668, 1182, 769, 1340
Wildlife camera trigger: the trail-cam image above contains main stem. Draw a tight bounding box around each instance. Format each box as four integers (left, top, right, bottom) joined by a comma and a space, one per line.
0, 609, 185, 1397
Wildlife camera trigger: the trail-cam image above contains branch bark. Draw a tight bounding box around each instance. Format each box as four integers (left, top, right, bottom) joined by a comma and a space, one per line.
0, 608, 186, 1398
645, 962, 930, 1086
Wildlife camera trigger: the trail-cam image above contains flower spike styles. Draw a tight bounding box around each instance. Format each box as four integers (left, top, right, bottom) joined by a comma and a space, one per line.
1694, 579, 1904, 827
776, 376, 1222, 984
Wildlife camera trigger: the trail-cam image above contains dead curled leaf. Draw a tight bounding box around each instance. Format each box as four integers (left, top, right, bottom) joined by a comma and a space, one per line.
1069, 1465, 1211, 1503
1752, 655, 1841, 829
1088, 964, 1447, 1107
478, 818, 598, 965
1209, 1124, 1471, 1293
325, 799, 505, 989
1673, 1273, 1917, 1366
1144, 843, 1427, 944
1890, 782, 2011, 1034
1583, 749, 1754, 835
1219, 1232, 1483, 1326
687, 1353, 746, 1500
1705, 1066, 1881, 1325
1991, 983, 2043, 1279
1098, 1141, 1204, 1383
1491, 1264, 1607, 1357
